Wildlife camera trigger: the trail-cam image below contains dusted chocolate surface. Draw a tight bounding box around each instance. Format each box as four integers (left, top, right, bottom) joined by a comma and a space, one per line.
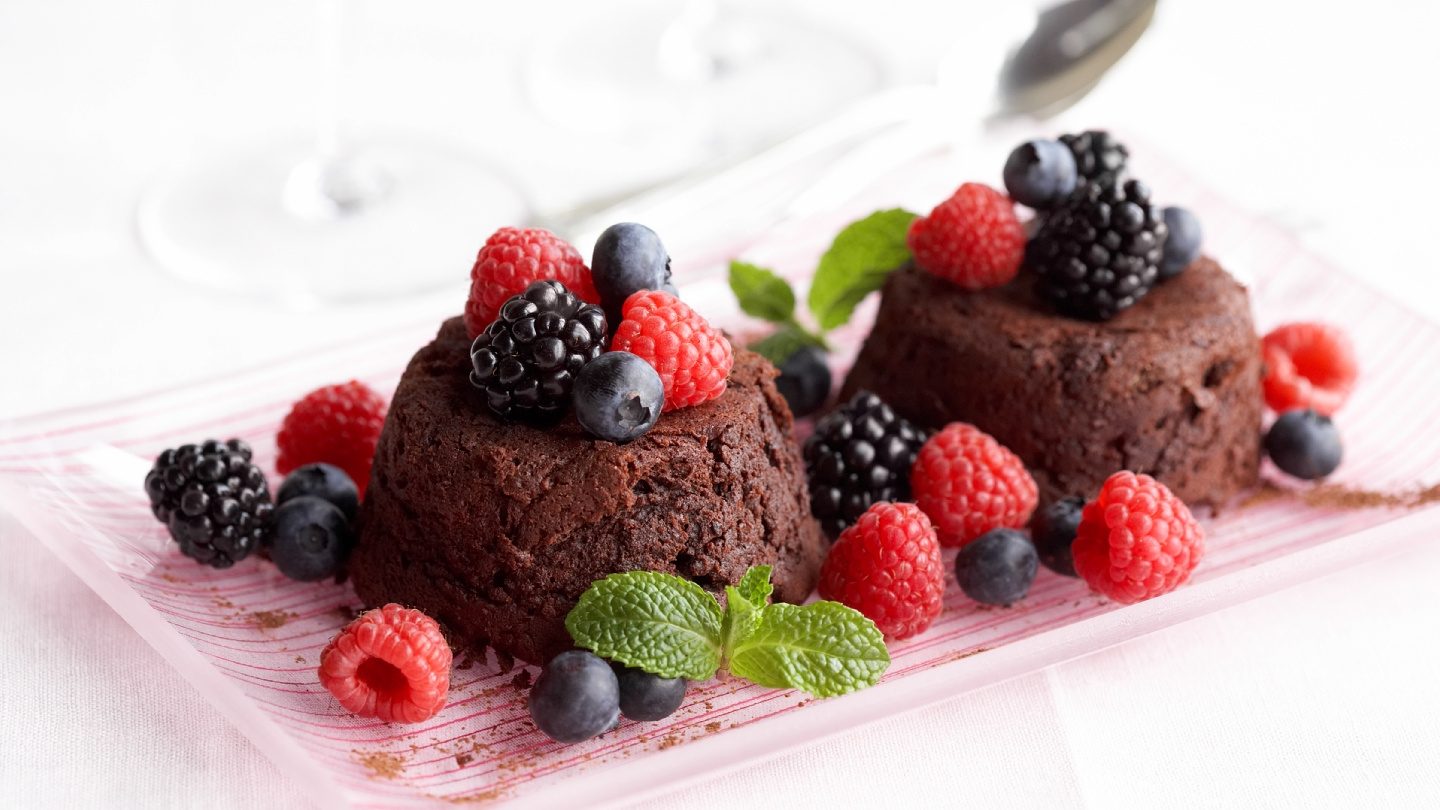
351, 317, 823, 666
841, 258, 1262, 509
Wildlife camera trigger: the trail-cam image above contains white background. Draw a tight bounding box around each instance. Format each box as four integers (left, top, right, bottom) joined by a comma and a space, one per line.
4, 0, 1440, 807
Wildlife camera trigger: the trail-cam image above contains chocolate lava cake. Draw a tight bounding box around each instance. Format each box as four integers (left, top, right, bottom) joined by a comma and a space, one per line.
841, 257, 1262, 509
350, 317, 824, 666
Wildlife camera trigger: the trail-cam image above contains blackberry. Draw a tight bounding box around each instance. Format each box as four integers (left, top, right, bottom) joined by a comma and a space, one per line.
803, 391, 927, 539
144, 438, 273, 568
470, 279, 607, 418
1027, 178, 1169, 321
1058, 130, 1129, 187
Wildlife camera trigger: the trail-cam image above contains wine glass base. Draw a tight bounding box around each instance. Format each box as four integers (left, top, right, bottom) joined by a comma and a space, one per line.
137, 139, 529, 303
525, 2, 884, 156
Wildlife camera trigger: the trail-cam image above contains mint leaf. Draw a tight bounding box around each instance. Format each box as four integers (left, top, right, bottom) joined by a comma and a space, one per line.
749, 326, 825, 365
807, 208, 917, 331
565, 571, 724, 680
720, 566, 772, 654
721, 585, 762, 656
737, 565, 773, 606
729, 261, 796, 324
728, 601, 890, 697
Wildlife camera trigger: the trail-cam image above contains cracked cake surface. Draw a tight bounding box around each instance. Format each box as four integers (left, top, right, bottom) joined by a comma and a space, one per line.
350, 317, 823, 665
841, 257, 1263, 510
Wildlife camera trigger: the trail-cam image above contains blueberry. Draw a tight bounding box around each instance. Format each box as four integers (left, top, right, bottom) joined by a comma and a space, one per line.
954, 528, 1038, 606
1264, 409, 1342, 480
270, 496, 354, 581
614, 664, 687, 721
1002, 139, 1079, 209
591, 223, 672, 325
573, 352, 664, 443
1159, 206, 1203, 279
1030, 496, 1084, 577
775, 346, 831, 418
529, 651, 620, 743
277, 463, 359, 522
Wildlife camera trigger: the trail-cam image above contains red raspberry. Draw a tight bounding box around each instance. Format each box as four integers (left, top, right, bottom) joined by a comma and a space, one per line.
1261, 322, 1358, 416
911, 422, 1038, 548
464, 227, 599, 339
276, 381, 387, 498
318, 604, 452, 724
907, 183, 1025, 290
818, 502, 944, 640
610, 290, 734, 411
1072, 471, 1204, 604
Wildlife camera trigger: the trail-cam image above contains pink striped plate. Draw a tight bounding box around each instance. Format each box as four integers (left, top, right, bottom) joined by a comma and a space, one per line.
4, 145, 1440, 809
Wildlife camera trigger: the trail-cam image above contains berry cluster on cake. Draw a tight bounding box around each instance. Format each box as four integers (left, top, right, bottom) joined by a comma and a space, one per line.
140, 128, 1363, 744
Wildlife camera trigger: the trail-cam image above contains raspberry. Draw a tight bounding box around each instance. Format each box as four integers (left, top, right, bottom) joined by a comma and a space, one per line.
318, 603, 452, 724
1261, 322, 1358, 416
818, 502, 944, 640
276, 381, 387, 498
1071, 471, 1204, 604
144, 439, 273, 568
907, 183, 1025, 290
911, 422, 1038, 548
464, 227, 599, 339
610, 290, 733, 411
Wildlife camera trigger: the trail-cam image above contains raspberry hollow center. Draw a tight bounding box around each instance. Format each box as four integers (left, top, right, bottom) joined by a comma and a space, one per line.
357, 656, 408, 695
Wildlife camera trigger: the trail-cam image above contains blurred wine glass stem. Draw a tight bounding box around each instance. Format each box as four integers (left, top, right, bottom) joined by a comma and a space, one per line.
282, 0, 391, 221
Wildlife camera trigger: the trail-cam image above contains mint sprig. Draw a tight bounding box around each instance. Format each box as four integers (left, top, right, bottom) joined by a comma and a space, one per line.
728, 208, 917, 363
566, 566, 889, 698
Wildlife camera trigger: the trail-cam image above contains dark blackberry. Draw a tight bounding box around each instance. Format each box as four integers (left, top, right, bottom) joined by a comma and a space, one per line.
803, 391, 927, 539
469, 279, 607, 418
1027, 178, 1169, 321
144, 438, 272, 568
1058, 130, 1129, 187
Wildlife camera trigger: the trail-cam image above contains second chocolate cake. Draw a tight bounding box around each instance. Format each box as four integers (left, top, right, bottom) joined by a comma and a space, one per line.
841, 257, 1263, 509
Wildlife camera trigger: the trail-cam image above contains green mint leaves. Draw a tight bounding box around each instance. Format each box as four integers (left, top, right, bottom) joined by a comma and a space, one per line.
565, 566, 889, 698
808, 208, 918, 331
563, 571, 724, 681
728, 602, 890, 696
728, 208, 917, 363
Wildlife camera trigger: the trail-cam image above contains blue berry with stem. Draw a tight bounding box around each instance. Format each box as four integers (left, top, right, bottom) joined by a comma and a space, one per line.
614, 664, 687, 721
277, 463, 359, 522
1159, 206, 1203, 279
270, 495, 354, 581
573, 351, 664, 443
954, 528, 1038, 606
591, 223, 672, 326
1264, 409, 1342, 480
529, 651, 620, 743
1002, 139, 1079, 209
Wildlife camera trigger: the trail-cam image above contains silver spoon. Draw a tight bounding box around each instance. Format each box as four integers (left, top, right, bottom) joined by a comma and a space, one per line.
541, 0, 1157, 241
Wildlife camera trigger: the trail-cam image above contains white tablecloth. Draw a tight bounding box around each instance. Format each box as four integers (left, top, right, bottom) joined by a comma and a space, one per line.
4, 0, 1440, 807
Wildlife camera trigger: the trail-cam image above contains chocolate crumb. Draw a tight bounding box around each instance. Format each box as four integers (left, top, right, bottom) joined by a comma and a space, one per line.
494, 650, 515, 674
510, 670, 532, 692
455, 753, 473, 767
250, 609, 296, 629
354, 750, 407, 780
704, 721, 722, 733
294, 655, 306, 664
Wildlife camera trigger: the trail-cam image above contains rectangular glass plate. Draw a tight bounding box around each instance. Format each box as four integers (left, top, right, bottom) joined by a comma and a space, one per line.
4, 140, 1439, 810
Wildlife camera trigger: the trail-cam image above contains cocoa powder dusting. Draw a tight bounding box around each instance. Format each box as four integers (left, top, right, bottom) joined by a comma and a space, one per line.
354, 750, 407, 780
250, 609, 296, 629
1242, 480, 1440, 512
